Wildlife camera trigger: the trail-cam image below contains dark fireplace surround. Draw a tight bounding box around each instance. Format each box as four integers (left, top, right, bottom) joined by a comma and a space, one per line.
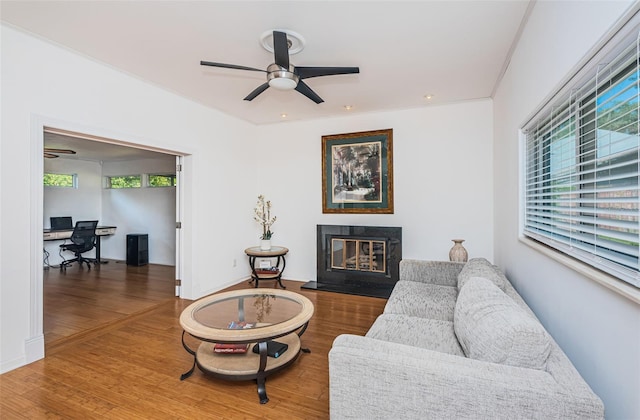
301, 225, 402, 298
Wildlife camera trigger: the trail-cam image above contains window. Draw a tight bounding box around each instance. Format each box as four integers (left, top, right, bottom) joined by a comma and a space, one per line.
523, 23, 639, 287
106, 175, 141, 189
43, 173, 76, 187
148, 174, 176, 187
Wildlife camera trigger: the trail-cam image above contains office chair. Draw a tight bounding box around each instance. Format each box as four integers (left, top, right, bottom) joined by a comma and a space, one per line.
59, 220, 99, 271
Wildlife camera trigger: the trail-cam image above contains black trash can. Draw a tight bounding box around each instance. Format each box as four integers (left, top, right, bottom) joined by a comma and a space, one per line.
126, 234, 148, 266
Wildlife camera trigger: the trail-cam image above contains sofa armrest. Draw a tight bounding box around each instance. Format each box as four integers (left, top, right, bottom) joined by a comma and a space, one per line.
329, 335, 604, 420
399, 259, 463, 287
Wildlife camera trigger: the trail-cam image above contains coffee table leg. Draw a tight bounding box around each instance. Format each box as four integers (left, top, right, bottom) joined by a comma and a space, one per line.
257, 377, 269, 404
256, 341, 269, 404
180, 331, 197, 380
297, 322, 311, 353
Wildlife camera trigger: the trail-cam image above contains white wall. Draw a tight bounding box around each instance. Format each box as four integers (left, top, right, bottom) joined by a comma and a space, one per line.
255, 100, 495, 282
42, 156, 176, 266
102, 158, 176, 265
492, 1, 640, 418
43, 158, 103, 265
0, 24, 256, 373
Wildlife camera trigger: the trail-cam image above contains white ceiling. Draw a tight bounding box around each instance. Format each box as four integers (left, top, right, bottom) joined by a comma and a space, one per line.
2, 0, 531, 127
4, 1, 531, 161
44, 132, 174, 162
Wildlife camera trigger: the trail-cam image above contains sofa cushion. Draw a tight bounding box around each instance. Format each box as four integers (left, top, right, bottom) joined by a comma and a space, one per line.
384, 280, 457, 321
457, 257, 508, 291
366, 313, 465, 356
454, 277, 552, 370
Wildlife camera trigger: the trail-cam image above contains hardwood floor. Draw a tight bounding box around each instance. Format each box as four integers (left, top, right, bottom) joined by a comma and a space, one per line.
43, 260, 176, 351
1, 264, 386, 419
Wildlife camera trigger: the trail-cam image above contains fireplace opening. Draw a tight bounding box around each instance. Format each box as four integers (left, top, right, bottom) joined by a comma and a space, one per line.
301, 225, 402, 298
331, 238, 386, 273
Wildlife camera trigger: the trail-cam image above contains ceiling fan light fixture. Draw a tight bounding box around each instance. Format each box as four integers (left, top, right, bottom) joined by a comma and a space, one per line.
269, 77, 297, 90
267, 64, 299, 90
201, 30, 358, 103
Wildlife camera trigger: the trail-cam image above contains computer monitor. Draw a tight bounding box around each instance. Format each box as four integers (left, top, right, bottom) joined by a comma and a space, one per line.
50, 216, 73, 231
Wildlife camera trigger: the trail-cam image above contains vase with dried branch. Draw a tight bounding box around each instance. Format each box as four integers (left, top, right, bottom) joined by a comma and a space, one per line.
254, 195, 277, 250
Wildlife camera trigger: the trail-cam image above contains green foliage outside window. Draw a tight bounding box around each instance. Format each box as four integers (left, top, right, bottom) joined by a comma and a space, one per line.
44, 173, 74, 187
149, 174, 176, 187
108, 175, 141, 189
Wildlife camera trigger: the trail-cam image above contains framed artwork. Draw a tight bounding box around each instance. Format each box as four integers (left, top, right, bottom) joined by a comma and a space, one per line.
322, 128, 394, 214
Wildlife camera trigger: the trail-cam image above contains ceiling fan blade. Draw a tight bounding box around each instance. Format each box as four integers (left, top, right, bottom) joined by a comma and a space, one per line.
273, 31, 290, 69
295, 66, 360, 79
295, 81, 324, 104
200, 61, 266, 73
244, 82, 270, 101
44, 152, 59, 159
44, 148, 76, 155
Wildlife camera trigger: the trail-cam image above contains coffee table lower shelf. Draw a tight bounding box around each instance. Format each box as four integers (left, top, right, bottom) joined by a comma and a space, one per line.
195, 333, 301, 379
183, 332, 301, 404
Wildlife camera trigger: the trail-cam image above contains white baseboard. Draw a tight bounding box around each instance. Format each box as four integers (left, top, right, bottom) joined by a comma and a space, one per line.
0, 354, 27, 374
0, 335, 44, 374
25, 334, 45, 364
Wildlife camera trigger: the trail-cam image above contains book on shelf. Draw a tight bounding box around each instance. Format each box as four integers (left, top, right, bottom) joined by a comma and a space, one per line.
213, 343, 249, 353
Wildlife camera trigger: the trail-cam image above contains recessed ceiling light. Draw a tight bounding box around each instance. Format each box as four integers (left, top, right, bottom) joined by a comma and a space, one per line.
424, 94, 435, 100
344, 105, 353, 111
281, 113, 288, 118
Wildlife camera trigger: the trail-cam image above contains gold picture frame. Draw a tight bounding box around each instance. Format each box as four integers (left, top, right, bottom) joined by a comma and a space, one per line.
322, 128, 393, 214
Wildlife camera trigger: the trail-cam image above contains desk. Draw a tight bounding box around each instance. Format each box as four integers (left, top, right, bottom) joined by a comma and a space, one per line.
44, 226, 116, 264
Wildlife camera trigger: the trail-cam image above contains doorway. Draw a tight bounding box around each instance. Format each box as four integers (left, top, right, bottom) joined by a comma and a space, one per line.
41, 126, 185, 349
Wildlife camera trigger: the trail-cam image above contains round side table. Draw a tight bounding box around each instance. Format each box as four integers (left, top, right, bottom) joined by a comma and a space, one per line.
244, 246, 289, 289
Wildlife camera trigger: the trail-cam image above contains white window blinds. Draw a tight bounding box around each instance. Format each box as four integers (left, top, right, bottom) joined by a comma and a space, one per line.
523, 24, 640, 288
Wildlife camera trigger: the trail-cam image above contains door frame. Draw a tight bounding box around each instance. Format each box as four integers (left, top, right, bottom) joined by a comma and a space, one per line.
28, 116, 189, 362
175, 155, 183, 296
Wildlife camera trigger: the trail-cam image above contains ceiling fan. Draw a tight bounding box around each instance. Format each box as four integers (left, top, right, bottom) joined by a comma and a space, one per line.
44, 148, 76, 159
200, 30, 359, 104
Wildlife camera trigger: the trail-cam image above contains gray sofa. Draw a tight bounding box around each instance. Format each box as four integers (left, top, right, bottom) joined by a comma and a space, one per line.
328, 258, 604, 419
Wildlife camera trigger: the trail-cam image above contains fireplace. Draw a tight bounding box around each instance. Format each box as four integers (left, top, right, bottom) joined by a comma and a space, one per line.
301, 225, 402, 298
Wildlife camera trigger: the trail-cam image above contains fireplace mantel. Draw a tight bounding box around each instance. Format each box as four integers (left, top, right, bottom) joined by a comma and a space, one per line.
301, 225, 402, 298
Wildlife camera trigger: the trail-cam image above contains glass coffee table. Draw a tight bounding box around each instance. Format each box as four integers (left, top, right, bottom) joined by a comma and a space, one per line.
179, 288, 314, 404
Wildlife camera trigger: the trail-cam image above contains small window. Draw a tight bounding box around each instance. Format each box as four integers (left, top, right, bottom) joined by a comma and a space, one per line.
44, 173, 76, 188
148, 174, 176, 187
106, 175, 141, 189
